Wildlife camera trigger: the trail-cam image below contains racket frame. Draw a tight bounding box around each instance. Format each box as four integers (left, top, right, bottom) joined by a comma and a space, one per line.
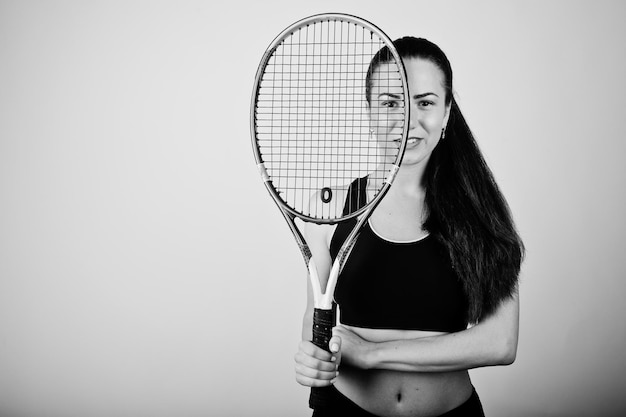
250, 12, 409, 408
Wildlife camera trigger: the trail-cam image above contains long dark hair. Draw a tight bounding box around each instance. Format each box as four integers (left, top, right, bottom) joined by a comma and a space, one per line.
368, 37, 524, 323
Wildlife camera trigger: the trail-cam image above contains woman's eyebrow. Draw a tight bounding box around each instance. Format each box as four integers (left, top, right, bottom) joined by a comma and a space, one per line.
377, 92, 402, 99
413, 92, 439, 99
376, 92, 440, 100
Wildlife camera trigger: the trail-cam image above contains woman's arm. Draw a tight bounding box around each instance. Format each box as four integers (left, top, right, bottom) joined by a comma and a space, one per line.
334, 291, 519, 373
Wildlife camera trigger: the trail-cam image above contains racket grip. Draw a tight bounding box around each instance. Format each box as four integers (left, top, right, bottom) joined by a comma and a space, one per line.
309, 306, 336, 409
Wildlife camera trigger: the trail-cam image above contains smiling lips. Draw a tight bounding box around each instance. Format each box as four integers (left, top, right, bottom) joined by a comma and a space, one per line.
394, 137, 422, 145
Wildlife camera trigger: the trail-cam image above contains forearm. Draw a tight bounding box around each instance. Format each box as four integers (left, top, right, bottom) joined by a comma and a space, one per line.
367, 326, 515, 372
363, 296, 519, 373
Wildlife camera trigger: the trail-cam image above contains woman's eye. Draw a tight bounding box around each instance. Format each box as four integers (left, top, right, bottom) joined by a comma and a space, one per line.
419, 100, 435, 107
382, 100, 397, 108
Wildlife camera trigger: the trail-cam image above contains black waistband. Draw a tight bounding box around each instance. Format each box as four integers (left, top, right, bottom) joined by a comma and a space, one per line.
312, 385, 484, 417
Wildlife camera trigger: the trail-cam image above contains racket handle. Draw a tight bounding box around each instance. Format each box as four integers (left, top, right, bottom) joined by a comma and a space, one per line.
309, 306, 336, 409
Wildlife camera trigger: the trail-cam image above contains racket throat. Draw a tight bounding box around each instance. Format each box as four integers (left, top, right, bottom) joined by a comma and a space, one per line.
307, 258, 340, 310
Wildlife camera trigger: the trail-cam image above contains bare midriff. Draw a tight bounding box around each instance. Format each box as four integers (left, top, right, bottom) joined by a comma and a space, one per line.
334, 326, 473, 417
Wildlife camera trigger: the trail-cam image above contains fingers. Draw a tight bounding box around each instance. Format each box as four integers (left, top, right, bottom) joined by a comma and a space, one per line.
295, 374, 337, 388
329, 335, 341, 355
299, 339, 336, 361
294, 363, 338, 387
294, 341, 340, 387
295, 347, 338, 372
296, 340, 339, 370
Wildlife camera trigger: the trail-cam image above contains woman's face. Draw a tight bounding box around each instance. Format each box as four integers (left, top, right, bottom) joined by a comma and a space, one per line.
368, 57, 450, 168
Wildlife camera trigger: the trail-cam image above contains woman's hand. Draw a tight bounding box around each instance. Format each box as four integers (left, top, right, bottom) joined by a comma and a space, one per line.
332, 325, 374, 370
294, 336, 341, 387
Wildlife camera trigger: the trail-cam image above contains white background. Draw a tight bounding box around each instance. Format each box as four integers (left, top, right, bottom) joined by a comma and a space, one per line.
1, 1, 625, 416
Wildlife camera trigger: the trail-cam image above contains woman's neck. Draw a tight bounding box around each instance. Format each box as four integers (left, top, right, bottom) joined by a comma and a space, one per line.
370, 159, 428, 237
388, 160, 427, 198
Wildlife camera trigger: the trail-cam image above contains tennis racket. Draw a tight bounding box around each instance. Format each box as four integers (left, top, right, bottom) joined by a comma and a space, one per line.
250, 13, 409, 409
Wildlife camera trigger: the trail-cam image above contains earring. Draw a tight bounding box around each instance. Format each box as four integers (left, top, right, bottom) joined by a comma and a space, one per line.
369, 128, 375, 140
441, 128, 446, 140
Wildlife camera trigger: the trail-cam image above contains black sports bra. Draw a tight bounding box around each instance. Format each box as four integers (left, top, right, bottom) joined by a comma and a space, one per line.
330, 178, 468, 332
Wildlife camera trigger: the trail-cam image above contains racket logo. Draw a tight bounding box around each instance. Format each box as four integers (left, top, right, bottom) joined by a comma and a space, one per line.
320, 187, 333, 204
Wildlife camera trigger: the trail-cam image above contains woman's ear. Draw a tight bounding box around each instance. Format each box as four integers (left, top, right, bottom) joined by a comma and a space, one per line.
443, 102, 451, 130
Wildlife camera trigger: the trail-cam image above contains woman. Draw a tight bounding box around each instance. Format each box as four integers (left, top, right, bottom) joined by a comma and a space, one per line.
295, 37, 524, 417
